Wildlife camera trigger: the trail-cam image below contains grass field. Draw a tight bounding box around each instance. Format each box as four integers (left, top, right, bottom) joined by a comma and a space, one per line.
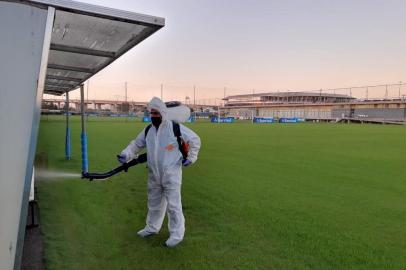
35, 116, 406, 270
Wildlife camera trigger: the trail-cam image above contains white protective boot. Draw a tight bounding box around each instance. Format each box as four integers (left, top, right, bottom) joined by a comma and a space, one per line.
137, 228, 156, 238
165, 237, 183, 247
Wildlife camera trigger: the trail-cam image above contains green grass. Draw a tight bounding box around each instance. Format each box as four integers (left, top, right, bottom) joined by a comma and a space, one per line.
36, 116, 406, 270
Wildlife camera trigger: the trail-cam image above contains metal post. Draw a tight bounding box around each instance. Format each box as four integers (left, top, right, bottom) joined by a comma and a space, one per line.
398, 81, 402, 99
125, 81, 127, 102
86, 80, 89, 121
80, 84, 88, 172
252, 89, 255, 123
125, 82, 128, 122
193, 85, 196, 121
223, 87, 227, 122
218, 105, 220, 123
65, 91, 71, 160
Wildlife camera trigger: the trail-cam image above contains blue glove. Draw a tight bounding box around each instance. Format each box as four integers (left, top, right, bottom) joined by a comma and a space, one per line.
182, 159, 192, 167
117, 154, 127, 164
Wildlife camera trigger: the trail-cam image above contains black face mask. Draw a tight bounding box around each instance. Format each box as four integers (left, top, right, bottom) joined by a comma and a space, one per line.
151, 116, 162, 127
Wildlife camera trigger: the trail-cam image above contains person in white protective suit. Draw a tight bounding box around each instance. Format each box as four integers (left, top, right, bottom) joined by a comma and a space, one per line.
118, 97, 201, 247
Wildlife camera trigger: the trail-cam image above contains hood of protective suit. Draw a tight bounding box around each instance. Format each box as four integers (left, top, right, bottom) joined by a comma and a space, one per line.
147, 97, 191, 123
147, 97, 168, 121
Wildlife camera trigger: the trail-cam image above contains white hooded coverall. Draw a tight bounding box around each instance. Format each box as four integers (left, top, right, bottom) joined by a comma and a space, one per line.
121, 97, 201, 242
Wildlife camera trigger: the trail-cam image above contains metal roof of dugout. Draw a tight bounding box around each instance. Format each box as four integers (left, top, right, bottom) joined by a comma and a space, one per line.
22, 0, 165, 95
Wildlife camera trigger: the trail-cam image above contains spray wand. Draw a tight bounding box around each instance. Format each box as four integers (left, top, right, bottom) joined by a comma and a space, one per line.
82, 153, 147, 181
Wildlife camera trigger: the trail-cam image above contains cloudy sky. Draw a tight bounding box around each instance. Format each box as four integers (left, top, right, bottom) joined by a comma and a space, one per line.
46, 0, 406, 102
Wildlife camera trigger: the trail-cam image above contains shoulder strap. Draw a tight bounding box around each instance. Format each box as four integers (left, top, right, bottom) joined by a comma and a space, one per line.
172, 121, 187, 160
144, 124, 152, 138
172, 121, 181, 137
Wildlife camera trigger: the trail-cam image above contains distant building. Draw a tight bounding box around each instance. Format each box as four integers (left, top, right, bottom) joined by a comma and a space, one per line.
224, 92, 355, 107
222, 92, 406, 122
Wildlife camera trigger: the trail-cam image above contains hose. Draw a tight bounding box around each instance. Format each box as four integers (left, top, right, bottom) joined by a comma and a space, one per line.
82, 153, 147, 181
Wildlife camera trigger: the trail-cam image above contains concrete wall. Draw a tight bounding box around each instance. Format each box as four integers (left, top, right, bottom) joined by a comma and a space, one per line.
0, 3, 51, 270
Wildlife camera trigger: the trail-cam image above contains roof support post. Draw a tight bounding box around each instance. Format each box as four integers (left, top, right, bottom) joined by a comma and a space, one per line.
80, 84, 88, 172
65, 91, 71, 160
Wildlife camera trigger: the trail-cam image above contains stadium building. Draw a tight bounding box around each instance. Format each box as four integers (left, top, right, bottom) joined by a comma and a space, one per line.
223, 92, 406, 123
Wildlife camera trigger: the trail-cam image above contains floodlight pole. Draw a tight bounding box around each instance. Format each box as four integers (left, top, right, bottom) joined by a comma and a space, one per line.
125, 82, 128, 122
80, 84, 88, 173
193, 85, 196, 121
65, 91, 71, 160
252, 89, 255, 124
218, 104, 220, 123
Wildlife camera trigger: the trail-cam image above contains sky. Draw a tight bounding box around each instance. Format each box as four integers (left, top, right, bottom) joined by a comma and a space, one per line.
45, 0, 406, 102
